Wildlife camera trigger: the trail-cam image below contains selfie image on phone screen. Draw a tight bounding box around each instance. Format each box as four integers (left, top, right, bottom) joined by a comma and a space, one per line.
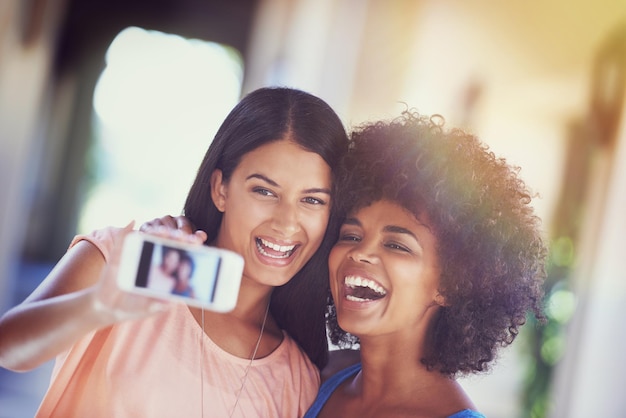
135, 242, 220, 304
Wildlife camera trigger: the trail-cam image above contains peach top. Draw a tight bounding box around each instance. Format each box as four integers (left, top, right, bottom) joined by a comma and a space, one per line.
35, 227, 320, 417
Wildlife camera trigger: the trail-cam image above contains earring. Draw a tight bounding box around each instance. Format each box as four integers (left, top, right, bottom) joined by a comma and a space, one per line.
434, 293, 447, 307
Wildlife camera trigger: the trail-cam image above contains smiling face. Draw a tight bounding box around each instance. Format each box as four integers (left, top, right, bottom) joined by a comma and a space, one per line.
162, 249, 181, 275
211, 138, 332, 288
329, 199, 443, 340
177, 259, 193, 282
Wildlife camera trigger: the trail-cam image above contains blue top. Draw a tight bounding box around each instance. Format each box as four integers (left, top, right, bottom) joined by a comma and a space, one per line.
303, 363, 486, 418
172, 287, 193, 297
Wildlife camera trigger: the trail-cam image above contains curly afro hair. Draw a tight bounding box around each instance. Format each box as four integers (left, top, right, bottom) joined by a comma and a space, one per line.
326, 111, 547, 376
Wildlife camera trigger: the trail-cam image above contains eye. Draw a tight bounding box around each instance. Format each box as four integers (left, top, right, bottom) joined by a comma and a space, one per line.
338, 231, 361, 242
385, 241, 411, 253
302, 196, 327, 206
252, 187, 275, 197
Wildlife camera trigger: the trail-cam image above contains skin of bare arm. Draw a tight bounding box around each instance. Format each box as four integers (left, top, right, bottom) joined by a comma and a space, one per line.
0, 222, 195, 372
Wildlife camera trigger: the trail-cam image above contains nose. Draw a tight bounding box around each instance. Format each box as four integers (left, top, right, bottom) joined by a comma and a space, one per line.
347, 239, 378, 264
271, 200, 301, 236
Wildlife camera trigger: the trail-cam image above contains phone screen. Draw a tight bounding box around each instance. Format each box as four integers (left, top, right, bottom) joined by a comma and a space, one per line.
134, 241, 222, 304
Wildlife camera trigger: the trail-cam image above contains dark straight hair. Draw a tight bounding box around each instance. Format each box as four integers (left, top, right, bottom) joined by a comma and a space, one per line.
184, 87, 348, 368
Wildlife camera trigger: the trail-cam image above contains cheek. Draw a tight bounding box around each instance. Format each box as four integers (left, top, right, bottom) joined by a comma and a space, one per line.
223, 199, 266, 233
394, 265, 440, 302
227, 195, 264, 220
328, 246, 343, 273
327, 246, 346, 295
328, 268, 340, 303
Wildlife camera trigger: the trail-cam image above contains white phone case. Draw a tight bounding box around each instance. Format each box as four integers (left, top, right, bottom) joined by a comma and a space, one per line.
117, 232, 244, 312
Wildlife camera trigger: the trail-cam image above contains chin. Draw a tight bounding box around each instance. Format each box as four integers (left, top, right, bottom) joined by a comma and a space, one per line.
259, 271, 295, 288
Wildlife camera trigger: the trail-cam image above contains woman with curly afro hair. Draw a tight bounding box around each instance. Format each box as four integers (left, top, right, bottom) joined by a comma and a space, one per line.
305, 111, 547, 418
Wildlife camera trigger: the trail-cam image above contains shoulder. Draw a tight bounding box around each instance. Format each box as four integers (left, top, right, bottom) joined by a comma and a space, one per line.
277, 332, 321, 372
320, 349, 360, 383
69, 225, 129, 262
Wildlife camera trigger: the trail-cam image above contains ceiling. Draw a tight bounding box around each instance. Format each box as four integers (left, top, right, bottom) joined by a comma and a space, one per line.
53, 0, 259, 75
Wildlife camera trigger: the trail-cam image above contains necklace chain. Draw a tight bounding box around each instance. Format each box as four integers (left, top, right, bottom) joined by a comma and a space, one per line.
200, 302, 271, 418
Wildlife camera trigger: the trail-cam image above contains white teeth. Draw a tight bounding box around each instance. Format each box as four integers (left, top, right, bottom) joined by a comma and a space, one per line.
257, 238, 296, 259
260, 238, 295, 253
344, 276, 387, 296
258, 247, 289, 258
347, 295, 369, 302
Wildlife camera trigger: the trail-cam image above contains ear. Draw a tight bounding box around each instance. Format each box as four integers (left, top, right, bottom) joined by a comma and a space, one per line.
210, 169, 227, 213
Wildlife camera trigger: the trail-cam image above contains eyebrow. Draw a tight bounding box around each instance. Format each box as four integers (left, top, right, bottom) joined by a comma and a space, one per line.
383, 225, 419, 242
246, 173, 331, 195
343, 217, 420, 243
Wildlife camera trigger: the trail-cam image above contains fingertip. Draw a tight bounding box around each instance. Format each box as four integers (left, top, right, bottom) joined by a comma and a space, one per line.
155, 225, 169, 237
195, 230, 208, 243
174, 216, 192, 234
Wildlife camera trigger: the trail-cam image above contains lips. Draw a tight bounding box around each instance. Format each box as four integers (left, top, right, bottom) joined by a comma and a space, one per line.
343, 275, 387, 302
256, 237, 298, 259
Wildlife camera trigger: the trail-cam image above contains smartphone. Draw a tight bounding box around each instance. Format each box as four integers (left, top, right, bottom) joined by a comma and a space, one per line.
117, 232, 244, 312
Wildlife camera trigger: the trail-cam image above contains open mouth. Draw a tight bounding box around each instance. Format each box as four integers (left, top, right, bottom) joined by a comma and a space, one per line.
344, 275, 387, 302
256, 238, 297, 259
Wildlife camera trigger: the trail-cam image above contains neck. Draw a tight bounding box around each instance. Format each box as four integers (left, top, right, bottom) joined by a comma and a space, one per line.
189, 285, 276, 359
226, 274, 273, 324
356, 335, 429, 396
345, 336, 475, 416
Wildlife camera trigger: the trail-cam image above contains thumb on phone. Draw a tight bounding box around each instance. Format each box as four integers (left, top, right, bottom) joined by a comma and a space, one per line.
92, 222, 171, 324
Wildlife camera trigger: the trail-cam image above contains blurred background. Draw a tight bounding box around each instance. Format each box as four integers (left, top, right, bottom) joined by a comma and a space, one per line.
1, 0, 625, 417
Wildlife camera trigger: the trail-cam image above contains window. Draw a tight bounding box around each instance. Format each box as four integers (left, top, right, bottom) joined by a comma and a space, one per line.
80, 26, 243, 233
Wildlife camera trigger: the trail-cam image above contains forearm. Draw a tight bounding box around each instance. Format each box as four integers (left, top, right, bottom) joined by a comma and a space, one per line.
0, 287, 113, 371
0, 238, 115, 371
0, 222, 181, 372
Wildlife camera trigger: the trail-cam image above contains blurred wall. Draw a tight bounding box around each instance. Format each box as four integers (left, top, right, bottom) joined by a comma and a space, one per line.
0, 0, 67, 314
553, 92, 626, 417
18, 0, 259, 264
549, 28, 626, 416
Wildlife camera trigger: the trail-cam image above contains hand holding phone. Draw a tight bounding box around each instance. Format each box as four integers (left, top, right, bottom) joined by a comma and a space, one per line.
117, 232, 244, 312
139, 215, 208, 244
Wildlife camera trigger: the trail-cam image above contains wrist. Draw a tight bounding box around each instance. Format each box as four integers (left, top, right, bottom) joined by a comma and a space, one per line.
85, 286, 122, 328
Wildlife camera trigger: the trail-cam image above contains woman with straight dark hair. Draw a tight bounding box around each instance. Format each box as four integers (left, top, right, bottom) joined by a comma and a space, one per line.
183, 87, 348, 369
0, 87, 349, 417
